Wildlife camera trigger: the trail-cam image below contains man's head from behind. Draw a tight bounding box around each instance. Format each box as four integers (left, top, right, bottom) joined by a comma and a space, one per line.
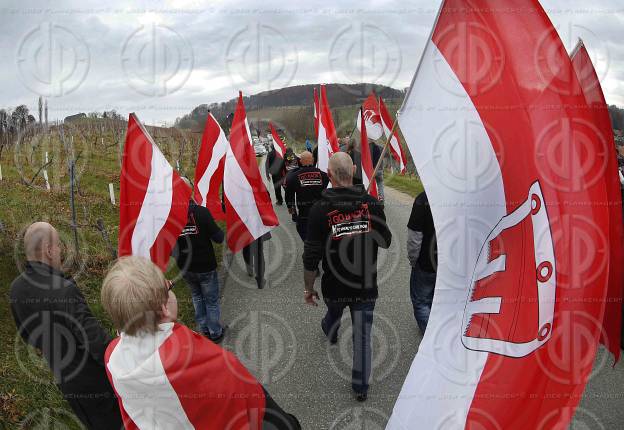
328, 152, 355, 188
101, 256, 178, 336
23, 222, 62, 269
299, 151, 314, 166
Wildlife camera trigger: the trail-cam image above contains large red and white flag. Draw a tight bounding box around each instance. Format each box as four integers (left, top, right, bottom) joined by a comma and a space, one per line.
313, 87, 320, 139
317, 84, 340, 172
387, 2, 610, 429
194, 112, 227, 221
223, 92, 278, 253
379, 97, 407, 173
105, 322, 266, 429
269, 122, 286, 158
359, 108, 378, 199
356, 92, 384, 140
571, 39, 623, 362
118, 114, 191, 271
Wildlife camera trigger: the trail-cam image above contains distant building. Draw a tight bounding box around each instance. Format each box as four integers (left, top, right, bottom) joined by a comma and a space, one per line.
64, 113, 87, 123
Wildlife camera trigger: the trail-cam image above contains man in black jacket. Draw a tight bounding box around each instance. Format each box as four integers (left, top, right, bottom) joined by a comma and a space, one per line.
10, 222, 122, 429
302, 153, 392, 402
265, 146, 286, 205
284, 151, 329, 241
174, 187, 226, 343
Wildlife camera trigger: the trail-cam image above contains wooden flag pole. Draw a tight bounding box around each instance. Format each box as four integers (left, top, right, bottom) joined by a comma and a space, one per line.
366, 117, 398, 193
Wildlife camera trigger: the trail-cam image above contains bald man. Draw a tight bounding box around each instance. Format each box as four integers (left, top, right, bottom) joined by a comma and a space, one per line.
284, 151, 329, 241
10, 222, 122, 429
302, 153, 392, 402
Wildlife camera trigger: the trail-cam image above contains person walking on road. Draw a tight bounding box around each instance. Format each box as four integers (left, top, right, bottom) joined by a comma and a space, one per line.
173, 178, 227, 343
302, 152, 392, 402
407, 191, 438, 333
284, 151, 329, 241
266, 145, 286, 205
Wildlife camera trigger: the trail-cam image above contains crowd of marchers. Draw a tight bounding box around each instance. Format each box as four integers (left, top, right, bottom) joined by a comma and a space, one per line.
9, 138, 438, 429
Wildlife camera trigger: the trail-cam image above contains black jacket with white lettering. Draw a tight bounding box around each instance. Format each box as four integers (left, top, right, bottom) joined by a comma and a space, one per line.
284, 166, 329, 220
173, 200, 224, 274
303, 185, 392, 301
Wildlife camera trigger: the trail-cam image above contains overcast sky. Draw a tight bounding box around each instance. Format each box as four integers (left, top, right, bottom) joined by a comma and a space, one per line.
1, 0, 623, 125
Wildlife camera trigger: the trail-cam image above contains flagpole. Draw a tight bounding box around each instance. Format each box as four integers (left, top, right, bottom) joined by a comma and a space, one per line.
367, 117, 398, 193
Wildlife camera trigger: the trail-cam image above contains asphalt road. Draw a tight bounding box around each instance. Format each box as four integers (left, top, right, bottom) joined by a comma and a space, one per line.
218, 165, 624, 429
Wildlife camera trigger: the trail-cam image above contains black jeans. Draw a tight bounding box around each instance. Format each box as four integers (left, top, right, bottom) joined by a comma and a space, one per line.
321, 299, 376, 393
243, 239, 265, 284
272, 179, 283, 203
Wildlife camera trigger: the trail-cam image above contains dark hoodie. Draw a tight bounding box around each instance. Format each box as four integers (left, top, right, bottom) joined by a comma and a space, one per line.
303, 185, 392, 301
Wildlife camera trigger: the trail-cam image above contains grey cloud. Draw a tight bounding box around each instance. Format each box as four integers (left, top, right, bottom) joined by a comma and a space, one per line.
0, 0, 622, 124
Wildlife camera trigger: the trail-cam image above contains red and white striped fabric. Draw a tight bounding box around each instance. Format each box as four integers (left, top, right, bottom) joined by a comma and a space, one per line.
317, 84, 340, 173
313, 87, 320, 139
387, 1, 610, 429
571, 39, 623, 362
359, 108, 378, 199
194, 113, 227, 221
223, 92, 278, 253
269, 122, 286, 158
105, 322, 266, 429
379, 97, 407, 174
118, 113, 191, 271
355, 92, 383, 140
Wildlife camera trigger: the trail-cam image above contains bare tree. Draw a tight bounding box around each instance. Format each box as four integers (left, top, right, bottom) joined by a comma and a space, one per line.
44, 99, 48, 130
38, 96, 43, 125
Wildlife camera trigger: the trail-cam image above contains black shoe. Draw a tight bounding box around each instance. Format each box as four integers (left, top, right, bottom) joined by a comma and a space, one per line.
276, 200, 283, 206
245, 264, 254, 277
209, 326, 227, 344
321, 319, 338, 344
355, 391, 368, 402
257, 279, 266, 289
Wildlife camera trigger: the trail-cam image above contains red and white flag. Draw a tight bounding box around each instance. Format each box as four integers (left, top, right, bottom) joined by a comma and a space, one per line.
387, 2, 610, 429
223, 92, 278, 253
118, 114, 191, 271
571, 39, 623, 362
105, 322, 266, 429
313, 87, 320, 139
269, 122, 286, 158
317, 84, 340, 173
379, 97, 407, 173
359, 108, 378, 199
356, 92, 384, 140
194, 112, 227, 221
